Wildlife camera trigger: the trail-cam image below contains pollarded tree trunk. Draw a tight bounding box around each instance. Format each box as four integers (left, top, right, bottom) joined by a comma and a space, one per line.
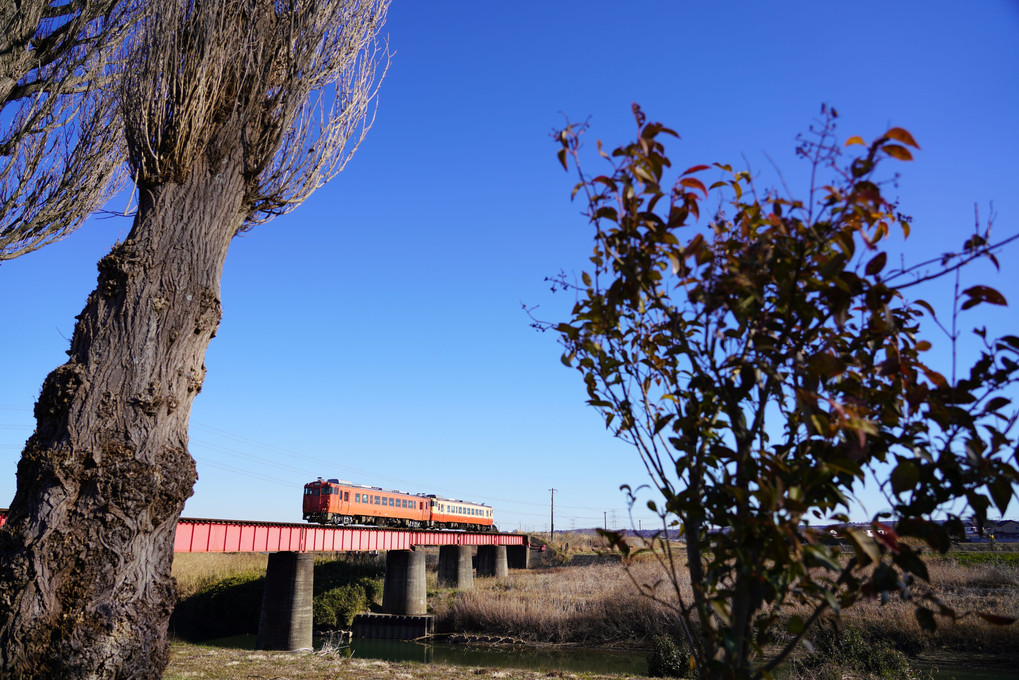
0, 151, 248, 679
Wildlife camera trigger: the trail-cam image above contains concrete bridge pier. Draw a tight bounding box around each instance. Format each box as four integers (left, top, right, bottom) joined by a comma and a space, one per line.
506, 544, 530, 570
256, 551, 314, 651
437, 544, 474, 589
475, 545, 508, 577
382, 549, 427, 615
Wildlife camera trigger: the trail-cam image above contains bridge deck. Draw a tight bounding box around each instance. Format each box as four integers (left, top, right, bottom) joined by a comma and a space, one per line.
0, 511, 527, 553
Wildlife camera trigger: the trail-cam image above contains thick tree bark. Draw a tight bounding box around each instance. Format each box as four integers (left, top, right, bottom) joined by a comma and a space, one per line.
0, 153, 247, 679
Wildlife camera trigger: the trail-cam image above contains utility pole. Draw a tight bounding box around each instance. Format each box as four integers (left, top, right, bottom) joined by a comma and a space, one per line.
549, 488, 558, 541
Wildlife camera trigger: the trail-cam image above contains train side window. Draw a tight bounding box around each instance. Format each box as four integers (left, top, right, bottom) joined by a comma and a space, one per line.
354, 493, 360, 503
389, 497, 394, 506
344, 492, 349, 501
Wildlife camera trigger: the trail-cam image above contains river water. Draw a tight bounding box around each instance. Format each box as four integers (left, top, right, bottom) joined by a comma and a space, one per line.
206, 635, 1016, 679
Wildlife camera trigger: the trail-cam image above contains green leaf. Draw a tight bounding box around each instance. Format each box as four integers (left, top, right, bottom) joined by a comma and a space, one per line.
985, 396, 1011, 413
844, 527, 881, 566
998, 335, 1019, 351
989, 478, 1014, 515
890, 460, 920, 494
653, 413, 675, 436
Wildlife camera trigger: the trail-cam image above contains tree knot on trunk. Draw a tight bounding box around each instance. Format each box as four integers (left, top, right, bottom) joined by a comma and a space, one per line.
130, 382, 164, 417
194, 286, 221, 337
96, 243, 134, 300
34, 363, 85, 432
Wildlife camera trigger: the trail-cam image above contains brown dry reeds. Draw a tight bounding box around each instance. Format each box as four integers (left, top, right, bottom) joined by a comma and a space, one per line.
171, 553, 269, 600
433, 561, 685, 646
831, 559, 1019, 655
433, 552, 1019, 655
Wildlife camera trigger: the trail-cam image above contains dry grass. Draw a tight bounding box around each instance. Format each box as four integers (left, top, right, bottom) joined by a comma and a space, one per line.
834, 558, 1019, 654
164, 644, 644, 680
171, 553, 269, 600
432, 561, 685, 646
430, 550, 1019, 656
169, 548, 1019, 658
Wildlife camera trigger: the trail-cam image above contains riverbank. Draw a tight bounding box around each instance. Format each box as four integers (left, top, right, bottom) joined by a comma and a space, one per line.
169, 543, 1019, 675
163, 640, 1019, 680
163, 643, 646, 680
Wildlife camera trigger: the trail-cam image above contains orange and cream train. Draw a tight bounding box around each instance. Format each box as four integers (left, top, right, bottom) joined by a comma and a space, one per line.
302, 478, 496, 532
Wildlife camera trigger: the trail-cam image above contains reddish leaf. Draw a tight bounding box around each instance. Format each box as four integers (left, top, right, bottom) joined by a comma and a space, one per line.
921, 366, 948, 389
845, 135, 865, 147
865, 251, 888, 276
679, 177, 707, 196
808, 352, 846, 377
682, 164, 710, 175
882, 144, 914, 161
961, 285, 1008, 311
885, 127, 920, 149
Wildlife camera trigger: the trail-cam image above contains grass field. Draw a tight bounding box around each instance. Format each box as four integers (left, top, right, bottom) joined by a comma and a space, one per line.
171, 542, 1019, 655
164, 644, 644, 680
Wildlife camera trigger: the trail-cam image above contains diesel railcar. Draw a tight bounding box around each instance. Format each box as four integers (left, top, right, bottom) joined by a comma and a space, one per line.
302, 478, 496, 532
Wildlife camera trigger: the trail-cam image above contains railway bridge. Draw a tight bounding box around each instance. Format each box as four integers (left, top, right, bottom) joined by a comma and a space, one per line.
0, 512, 534, 650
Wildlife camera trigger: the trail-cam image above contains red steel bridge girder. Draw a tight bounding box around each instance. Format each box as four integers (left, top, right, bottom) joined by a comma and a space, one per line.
0, 512, 527, 554
174, 519, 527, 553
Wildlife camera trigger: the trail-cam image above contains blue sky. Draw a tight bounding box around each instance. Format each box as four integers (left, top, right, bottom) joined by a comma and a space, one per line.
2, 1, 1018, 532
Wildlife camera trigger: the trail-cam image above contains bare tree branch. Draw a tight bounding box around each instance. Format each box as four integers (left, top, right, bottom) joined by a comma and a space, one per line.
0, 0, 135, 262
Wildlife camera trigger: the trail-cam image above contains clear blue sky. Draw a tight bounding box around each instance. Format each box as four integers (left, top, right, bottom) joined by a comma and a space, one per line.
2, 1, 1018, 531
